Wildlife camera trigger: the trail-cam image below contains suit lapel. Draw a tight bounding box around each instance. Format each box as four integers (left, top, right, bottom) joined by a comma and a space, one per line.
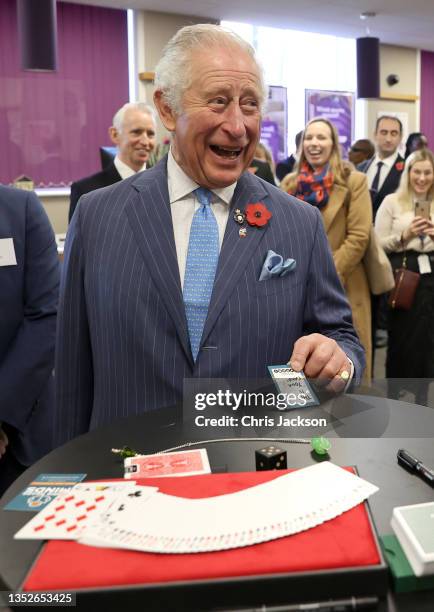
377, 155, 403, 199
201, 173, 269, 346
105, 163, 122, 185
321, 183, 348, 232
125, 159, 192, 363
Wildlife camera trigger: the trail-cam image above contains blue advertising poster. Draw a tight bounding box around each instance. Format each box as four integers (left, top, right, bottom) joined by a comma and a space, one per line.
261, 86, 287, 163
305, 90, 355, 157
4, 473, 86, 511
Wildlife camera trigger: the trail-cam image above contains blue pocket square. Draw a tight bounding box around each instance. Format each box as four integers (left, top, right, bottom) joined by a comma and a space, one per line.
259, 250, 296, 281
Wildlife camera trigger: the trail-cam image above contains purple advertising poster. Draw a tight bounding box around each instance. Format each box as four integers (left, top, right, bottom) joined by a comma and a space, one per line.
305, 90, 354, 158
261, 86, 287, 163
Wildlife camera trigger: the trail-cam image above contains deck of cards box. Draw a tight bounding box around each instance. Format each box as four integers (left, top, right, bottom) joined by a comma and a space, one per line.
16, 458, 388, 610
124, 449, 211, 478
391, 502, 434, 577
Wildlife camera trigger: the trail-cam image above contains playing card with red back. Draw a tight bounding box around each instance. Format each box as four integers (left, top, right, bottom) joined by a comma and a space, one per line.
124, 449, 211, 479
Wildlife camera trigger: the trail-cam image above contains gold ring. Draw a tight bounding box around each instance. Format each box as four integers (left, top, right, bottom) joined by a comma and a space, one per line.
339, 370, 350, 381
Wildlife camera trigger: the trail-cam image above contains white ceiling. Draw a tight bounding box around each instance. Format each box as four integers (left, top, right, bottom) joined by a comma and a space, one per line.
61, 0, 434, 52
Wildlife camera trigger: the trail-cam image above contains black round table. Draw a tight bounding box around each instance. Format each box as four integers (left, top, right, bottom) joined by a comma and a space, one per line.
1, 392, 434, 611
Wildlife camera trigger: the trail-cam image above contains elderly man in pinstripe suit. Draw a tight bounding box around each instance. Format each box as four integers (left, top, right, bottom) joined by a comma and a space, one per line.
54, 24, 364, 445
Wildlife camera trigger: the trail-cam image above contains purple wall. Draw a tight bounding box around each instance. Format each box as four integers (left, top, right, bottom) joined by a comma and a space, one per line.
421, 51, 434, 151
0, 1, 129, 186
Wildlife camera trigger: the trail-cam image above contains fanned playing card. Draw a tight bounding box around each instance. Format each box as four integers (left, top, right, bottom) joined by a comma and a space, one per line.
78, 485, 158, 548
79, 462, 379, 553
14, 482, 140, 541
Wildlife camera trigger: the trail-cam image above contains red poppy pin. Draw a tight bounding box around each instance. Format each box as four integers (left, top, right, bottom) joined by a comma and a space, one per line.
395, 161, 404, 172
245, 202, 272, 228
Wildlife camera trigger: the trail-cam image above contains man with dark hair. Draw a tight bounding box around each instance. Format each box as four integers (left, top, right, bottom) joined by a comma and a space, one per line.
68, 102, 156, 222
358, 116, 404, 354
348, 139, 375, 167
358, 115, 404, 218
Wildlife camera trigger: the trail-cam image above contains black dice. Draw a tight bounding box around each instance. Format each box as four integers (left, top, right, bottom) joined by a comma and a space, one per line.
255, 446, 287, 471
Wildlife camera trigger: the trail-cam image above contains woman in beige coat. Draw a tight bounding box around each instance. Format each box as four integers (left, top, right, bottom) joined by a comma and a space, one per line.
281, 118, 372, 380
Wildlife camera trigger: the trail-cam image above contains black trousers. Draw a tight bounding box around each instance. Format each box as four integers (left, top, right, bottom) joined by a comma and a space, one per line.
0, 452, 26, 498
371, 293, 388, 376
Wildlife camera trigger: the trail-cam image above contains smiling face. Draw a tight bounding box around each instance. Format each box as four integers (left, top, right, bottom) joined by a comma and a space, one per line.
154, 46, 262, 188
303, 121, 334, 170
409, 159, 434, 198
110, 108, 156, 172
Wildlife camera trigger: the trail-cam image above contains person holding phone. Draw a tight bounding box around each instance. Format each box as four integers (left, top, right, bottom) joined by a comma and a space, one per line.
375, 148, 434, 404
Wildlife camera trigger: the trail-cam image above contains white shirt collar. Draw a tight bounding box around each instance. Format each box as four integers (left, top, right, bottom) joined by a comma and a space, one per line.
114, 155, 146, 180
167, 149, 236, 206
373, 150, 399, 170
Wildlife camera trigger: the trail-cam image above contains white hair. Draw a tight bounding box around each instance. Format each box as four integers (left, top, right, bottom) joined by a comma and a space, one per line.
112, 102, 156, 133
154, 23, 268, 115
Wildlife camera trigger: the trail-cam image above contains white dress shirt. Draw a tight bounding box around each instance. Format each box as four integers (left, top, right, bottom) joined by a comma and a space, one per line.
167, 149, 236, 289
114, 155, 146, 180
366, 151, 399, 192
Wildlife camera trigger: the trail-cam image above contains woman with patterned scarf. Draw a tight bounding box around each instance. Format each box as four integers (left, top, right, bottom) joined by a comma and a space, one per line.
281, 118, 372, 380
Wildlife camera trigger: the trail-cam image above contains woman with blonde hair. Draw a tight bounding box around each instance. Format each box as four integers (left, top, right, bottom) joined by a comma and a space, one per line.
281, 117, 372, 379
375, 148, 434, 404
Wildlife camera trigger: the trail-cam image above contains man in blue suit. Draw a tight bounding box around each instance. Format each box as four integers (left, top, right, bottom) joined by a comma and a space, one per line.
55, 24, 364, 445
0, 186, 59, 495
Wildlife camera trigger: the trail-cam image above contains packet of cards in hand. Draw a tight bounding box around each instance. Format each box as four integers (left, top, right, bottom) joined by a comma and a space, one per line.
268, 363, 319, 409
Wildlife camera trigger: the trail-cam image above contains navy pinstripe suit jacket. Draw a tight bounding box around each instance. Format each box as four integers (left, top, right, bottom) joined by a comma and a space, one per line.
54, 157, 364, 445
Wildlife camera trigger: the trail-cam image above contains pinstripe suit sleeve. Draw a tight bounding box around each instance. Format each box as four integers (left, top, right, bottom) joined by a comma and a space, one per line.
303, 207, 366, 384
54, 201, 94, 446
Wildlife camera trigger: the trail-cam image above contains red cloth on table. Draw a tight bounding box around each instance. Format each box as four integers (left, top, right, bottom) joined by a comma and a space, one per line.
23, 468, 381, 591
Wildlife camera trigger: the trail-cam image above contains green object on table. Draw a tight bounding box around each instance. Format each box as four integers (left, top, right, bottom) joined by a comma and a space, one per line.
380, 534, 434, 593
111, 446, 139, 459
310, 436, 331, 455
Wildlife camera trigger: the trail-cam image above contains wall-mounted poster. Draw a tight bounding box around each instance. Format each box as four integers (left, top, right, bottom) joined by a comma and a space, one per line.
261, 85, 287, 163
305, 89, 355, 158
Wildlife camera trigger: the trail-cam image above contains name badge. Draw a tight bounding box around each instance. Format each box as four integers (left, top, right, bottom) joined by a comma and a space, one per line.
0, 238, 17, 267
268, 364, 319, 409
417, 254, 432, 275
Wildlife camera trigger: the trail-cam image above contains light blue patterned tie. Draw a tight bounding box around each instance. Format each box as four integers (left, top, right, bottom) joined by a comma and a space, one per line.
183, 187, 219, 361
